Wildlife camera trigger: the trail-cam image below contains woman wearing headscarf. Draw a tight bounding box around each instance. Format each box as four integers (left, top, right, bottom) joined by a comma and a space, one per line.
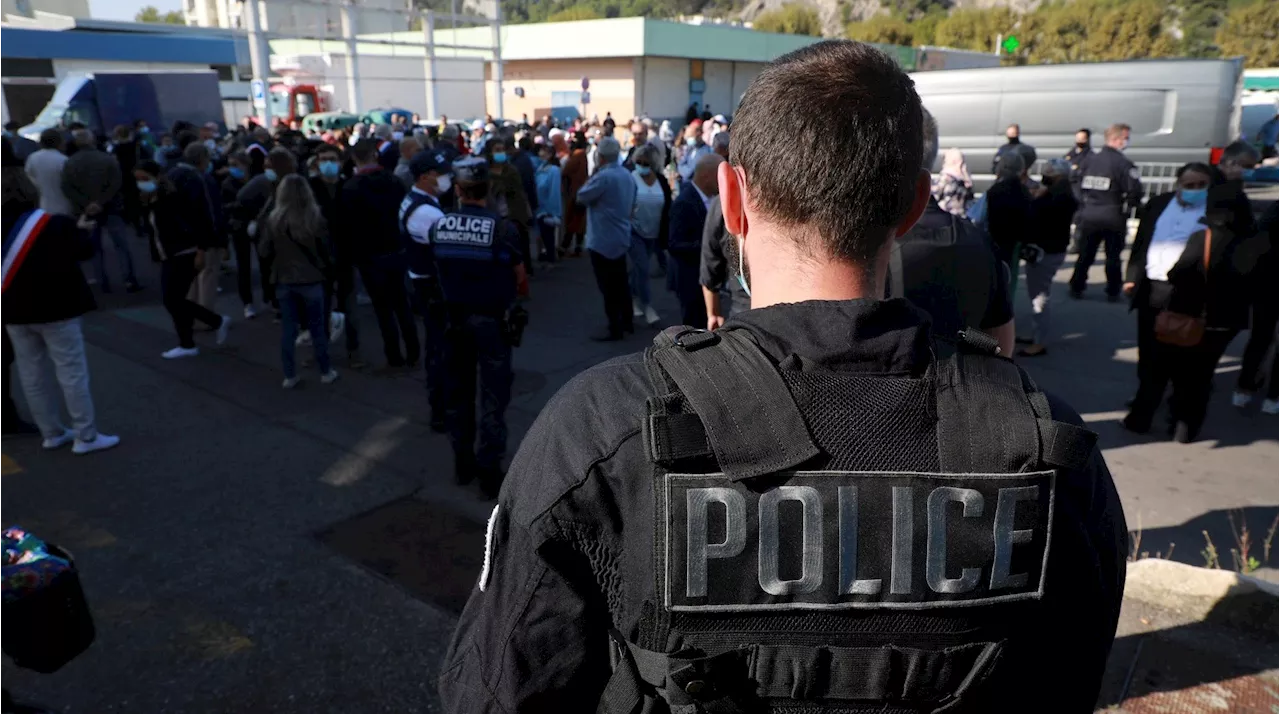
931, 148, 973, 217
559, 130, 589, 257
1122, 162, 1262, 442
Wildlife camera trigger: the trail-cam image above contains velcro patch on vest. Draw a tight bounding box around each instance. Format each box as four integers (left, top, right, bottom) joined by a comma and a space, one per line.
1081, 175, 1112, 191
662, 471, 1055, 612
434, 214, 495, 246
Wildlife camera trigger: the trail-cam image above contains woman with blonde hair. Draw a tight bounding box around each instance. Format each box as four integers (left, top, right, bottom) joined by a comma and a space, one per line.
258, 174, 338, 388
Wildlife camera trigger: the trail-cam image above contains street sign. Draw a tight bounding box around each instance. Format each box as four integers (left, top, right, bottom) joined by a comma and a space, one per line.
581, 77, 590, 90
581, 91, 590, 105
251, 79, 266, 109
1002, 35, 1020, 54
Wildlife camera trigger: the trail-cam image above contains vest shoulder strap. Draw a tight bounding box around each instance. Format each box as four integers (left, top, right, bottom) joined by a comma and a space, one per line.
643, 327, 819, 481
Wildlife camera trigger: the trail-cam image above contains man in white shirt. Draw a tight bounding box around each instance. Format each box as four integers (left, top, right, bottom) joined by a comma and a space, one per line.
24, 129, 73, 217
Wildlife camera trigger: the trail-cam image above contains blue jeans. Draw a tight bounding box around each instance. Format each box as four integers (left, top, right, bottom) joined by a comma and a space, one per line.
90, 213, 138, 290
279, 282, 330, 379
628, 232, 655, 307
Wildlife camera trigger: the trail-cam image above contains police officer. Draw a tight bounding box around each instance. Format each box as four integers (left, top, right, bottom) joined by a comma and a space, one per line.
400, 150, 451, 430
432, 157, 525, 499
1064, 127, 1092, 174
1069, 122, 1143, 301
440, 40, 1126, 712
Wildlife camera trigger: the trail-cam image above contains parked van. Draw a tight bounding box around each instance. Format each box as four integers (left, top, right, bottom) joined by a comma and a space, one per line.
19, 71, 224, 142
912, 58, 1244, 179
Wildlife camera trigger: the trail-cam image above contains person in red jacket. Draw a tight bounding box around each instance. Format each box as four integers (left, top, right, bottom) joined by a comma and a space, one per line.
2, 207, 120, 454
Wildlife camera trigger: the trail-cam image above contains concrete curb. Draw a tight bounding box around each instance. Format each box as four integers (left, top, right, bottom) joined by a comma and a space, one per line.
1125, 559, 1279, 631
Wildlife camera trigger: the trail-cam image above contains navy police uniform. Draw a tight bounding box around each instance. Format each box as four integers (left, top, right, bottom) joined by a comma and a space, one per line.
400, 150, 450, 428
432, 158, 524, 496
438, 299, 1128, 712
1069, 146, 1143, 298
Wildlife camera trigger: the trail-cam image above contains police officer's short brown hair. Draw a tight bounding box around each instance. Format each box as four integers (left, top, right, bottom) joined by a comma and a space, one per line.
729, 40, 924, 264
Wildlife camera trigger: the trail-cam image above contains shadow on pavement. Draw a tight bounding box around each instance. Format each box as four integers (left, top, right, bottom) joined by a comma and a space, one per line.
1129, 505, 1280, 574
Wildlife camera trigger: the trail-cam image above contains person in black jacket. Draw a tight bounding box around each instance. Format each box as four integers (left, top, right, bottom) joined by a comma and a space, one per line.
667, 153, 722, 328
233, 147, 291, 318
309, 142, 361, 366
984, 150, 1031, 280
168, 142, 225, 313
1018, 158, 1079, 357
3, 207, 119, 454
1070, 123, 1143, 301
1122, 162, 1259, 442
1232, 208, 1278, 415
338, 139, 418, 369
2, 136, 40, 435
136, 161, 230, 360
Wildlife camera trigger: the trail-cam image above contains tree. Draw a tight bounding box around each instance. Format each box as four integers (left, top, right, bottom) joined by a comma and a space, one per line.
1084, 0, 1179, 60
752, 4, 822, 36
1216, 0, 1280, 67
846, 15, 915, 46
135, 5, 184, 23
933, 7, 1015, 53
546, 5, 602, 21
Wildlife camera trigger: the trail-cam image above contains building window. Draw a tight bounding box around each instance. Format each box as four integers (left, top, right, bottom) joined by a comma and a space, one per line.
212, 64, 235, 81
3, 59, 54, 78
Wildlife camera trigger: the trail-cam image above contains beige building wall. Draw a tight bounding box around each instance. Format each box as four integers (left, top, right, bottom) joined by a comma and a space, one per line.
486, 58, 636, 122
636, 56, 687, 120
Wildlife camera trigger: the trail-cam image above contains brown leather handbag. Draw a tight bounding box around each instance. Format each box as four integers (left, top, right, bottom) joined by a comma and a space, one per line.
1154, 228, 1211, 347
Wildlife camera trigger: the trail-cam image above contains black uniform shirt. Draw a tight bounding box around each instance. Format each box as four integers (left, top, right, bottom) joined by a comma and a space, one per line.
1077, 146, 1144, 230
438, 299, 1128, 713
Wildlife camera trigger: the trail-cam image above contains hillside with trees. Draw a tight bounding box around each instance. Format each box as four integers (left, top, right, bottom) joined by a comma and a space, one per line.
492, 0, 1278, 68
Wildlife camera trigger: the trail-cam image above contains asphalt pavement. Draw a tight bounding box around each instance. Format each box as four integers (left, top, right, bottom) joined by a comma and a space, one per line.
2, 235, 1276, 712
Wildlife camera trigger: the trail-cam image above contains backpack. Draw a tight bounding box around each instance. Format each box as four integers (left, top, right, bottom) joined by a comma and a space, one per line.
598, 326, 1099, 714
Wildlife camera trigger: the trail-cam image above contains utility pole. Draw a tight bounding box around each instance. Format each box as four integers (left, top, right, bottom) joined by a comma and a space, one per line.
243, 0, 271, 127
491, 0, 504, 120
424, 9, 440, 119
342, 0, 362, 115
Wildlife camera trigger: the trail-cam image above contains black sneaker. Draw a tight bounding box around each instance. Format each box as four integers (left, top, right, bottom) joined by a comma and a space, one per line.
1173, 421, 1195, 444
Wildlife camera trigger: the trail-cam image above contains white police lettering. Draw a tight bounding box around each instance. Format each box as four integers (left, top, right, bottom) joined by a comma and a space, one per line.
757, 487, 822, 595
666, 471, 1054, 611
434, 214, 495, 246
1081, 175, 1112, 191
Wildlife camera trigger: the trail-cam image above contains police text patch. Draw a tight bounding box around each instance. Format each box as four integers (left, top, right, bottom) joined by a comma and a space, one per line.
662, 471, 1054, 612
1081, 175, 1112, 191
434, 214, 495, 246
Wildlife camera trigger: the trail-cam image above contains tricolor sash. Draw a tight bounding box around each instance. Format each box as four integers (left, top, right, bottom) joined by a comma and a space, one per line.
2, 209, 51, 294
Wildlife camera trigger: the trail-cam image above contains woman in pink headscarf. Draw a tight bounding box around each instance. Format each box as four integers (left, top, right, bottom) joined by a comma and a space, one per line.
932, 148, 973, 217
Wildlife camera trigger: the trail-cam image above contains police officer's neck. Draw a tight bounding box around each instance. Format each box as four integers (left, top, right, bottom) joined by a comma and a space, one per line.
746, 231, 886, 309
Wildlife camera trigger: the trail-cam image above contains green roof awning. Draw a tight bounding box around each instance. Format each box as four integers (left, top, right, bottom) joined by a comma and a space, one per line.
1244, 75, 1279, 91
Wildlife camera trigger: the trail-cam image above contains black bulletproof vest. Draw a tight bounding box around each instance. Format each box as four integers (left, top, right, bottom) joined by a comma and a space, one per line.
599, 326, 1098, 714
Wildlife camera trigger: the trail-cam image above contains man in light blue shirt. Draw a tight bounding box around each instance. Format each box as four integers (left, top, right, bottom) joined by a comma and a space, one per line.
576, 137, 636, 341
676, 122, 713, 187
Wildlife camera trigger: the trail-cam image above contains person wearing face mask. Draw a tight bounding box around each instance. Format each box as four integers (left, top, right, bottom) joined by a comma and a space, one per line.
676, 121, 711, 188
487, 138, 533, 273
308, 143, 361, 366
1017, 158, 1078, 357
559, 130, 589, 257
1122, 162, 1257, 442
1064, 128, 1092, 174
991, 123, 1037, 175
394, 136, 422, 189
400, 150, 452, 426
167, 142, 225, 313
627, 142, 671, 327
1070, 122, 1143, 302
221, 150, 254, 316
233, 147, 293, 319
533, 142, 563, 263
62, 129, 141, 294
135, 161, 230, 359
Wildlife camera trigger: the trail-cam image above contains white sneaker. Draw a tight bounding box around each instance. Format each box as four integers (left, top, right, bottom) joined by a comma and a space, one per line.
162, 346, 200, 359
1232, 390, 1253, 408
632, 298, 644, 318
295, 330, 313, 347
644, 305, 661, 326
320, 369, 340, 384
72, 433, 120, 455
1262, 399, 1279, 416
215, 315, 231, 345
41, 429, 75, 450
282, 376, 301, 389
244, 304, 258, 320
329, 312, 345, 343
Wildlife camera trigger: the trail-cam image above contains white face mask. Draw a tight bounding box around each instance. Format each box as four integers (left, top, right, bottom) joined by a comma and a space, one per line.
436, 174, 452, 194
736, 234, 751, 297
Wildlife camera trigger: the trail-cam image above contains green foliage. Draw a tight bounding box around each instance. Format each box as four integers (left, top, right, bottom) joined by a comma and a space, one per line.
933, 7, 1015, 52
846, 14, 915, 45
1217, 0, 1280, 68
135, 5, 184, 23
547, 5, 604, 21
752, 3, 822, 35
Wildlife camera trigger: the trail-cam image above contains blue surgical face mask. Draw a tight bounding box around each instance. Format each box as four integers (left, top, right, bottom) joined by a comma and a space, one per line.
139, 126, 150, 134
264, 169, 279, 182
492, 152, 508, 164
1179, 187, 1208, 206
635, 165, 652, 177
137, 180, 157, 194
685, 137, 697, 147
319, 161, 340, 178
229, 166, 245, 180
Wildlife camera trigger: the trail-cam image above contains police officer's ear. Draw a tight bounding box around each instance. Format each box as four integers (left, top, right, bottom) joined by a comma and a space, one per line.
719, 161, 748, 238
894, 169, 932, 238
